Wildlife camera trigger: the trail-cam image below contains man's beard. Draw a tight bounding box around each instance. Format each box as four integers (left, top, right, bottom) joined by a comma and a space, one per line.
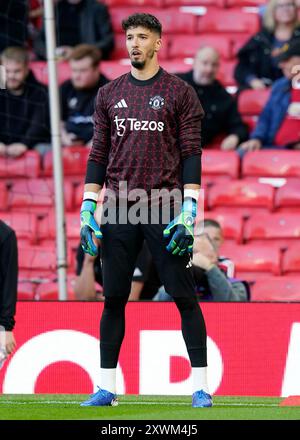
131, 60, 146, 70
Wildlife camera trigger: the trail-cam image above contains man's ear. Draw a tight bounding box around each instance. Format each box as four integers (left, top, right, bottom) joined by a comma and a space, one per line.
154, 38, 162, 53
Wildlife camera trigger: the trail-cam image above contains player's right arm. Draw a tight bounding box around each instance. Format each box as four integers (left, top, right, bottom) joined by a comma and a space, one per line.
80, 86, 111, 256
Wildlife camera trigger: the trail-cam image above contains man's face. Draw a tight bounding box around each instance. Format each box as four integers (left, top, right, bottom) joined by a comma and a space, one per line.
126, 26, 161, 70
279, 56, 300, 79
203, 225, 223, 254
70, 57, 99, 89
3, 59, 28, 91
193, 49, 219, 86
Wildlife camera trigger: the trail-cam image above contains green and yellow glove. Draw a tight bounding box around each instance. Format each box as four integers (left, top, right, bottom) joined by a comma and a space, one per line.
80, 200, 102, 256
163, 197, 197, 256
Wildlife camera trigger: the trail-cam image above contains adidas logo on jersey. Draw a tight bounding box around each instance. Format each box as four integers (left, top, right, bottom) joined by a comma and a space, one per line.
114, 99, 128, 109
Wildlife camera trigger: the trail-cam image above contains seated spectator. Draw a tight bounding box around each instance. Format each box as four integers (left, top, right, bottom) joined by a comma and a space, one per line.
74, 241, 161, 301
177, 47, 248, 150
235, 0, 300, 90
0, 0, 28, 53
239, 39, 300, 153
154, 219, 249, 302
0, 46, 50, 158
34, 0, 114, 61
60, 44, 109, 147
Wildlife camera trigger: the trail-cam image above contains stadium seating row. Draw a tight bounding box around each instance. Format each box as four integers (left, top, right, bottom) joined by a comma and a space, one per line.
103, 0, 266, 7
18, 275, 300, 301
1, 177, 300, 214
4, 209, 300, 247
2, 148, 300, 180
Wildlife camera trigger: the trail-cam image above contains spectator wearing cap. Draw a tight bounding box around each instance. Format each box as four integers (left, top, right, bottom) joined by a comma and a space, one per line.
239, 39, 300, 152
235, 0, 300, 90
177, 47, 248, 150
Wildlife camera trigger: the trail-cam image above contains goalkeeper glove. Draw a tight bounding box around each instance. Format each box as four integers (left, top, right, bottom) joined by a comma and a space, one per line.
163, 197, 197, 256
80, 200, 102, 256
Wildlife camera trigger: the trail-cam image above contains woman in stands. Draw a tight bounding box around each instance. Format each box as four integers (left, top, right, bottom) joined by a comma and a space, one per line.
234, 0, 300, 89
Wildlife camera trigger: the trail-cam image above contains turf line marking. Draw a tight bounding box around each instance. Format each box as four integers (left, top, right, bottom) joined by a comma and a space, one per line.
0, 400, 279, 407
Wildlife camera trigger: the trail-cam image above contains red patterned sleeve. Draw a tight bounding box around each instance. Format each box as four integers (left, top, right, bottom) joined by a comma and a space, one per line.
88, 86, 111, 166
177, 84, 204, 159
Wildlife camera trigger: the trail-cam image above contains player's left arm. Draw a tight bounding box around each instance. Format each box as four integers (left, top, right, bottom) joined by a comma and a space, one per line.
164, 85, 204, 256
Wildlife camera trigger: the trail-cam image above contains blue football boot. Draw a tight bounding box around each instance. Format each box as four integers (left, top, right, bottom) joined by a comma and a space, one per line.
192, 390, 213, 407
80, 387, 118, 407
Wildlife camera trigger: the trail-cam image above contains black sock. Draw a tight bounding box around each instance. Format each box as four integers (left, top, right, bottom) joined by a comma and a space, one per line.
173, 296, 207, 367
100, 296, 128, 368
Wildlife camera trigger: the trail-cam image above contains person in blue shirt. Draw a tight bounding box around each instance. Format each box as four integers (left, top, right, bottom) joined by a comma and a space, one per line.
239, 39, 300, 153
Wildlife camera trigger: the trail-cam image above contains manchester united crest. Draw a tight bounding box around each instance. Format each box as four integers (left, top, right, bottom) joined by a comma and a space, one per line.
149, 95, 165, 110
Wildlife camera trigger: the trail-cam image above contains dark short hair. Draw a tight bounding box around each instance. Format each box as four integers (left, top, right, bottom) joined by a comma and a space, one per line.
69, 44, 101, 67
122, 13, 162, 37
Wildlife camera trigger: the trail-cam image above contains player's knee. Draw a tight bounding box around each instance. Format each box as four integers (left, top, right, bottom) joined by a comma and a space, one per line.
173, 295, 198, 313
103, 296, 128, 312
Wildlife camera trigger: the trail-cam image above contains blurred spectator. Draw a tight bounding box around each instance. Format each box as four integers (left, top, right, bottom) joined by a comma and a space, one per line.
60, 44, 109, 147
0, 221, 17, 359
34, 0, 114, 61
0, 46, 50, 158
239, 39, 300, 153
74, 241, 161, 301
28, 0, 43, 44
235, 0, 300, 90
154, 219, 249, 302
177, 47, 248, 150
0, 0, 28, 53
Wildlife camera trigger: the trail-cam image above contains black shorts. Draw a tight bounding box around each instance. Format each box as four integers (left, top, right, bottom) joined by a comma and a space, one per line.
100, 205, 196, 298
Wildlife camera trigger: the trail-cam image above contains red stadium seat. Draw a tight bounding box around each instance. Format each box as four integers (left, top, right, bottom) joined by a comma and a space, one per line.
34, 280, 76, 301
168, 34, 232, 60
197, 8, 260, 34
275, 180, 300, 210
0, 182, 8, 211
17, 281, 36, 300
202, 151, 240, 179
160, 60, 192, 74
110, 7, 197, 34
0, 150, 41, 179
217, 60, 236, 86
101, 61, 132, 79
43, 147, 90, 177
1, 212, 37, 245
226, 0, 266, 6
244, 213, 300, 243
231, 33, 252, 57
242, 115, 258, 132
242, 151, 300, 177
208, 180, 274, 210
219, 243, 281, 275
164, 0, 225, 5
251, 277, 300, 301
38, 211, 80, 242
238, 89, 270, 115
282, 245, 300, 274
30, 61, 71, 86
7, 178, 74, 213
204, 211, 244, 243
107, 0, 163, 6
18, 246, 57, 279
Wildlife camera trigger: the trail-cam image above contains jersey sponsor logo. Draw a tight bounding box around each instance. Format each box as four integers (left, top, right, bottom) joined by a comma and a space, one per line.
114, 116, 164, 136
149, 95, 165, 110
114, 99, 128, 109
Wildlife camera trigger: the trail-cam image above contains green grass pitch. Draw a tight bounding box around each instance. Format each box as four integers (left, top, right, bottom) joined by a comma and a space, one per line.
0, 394, 299, 420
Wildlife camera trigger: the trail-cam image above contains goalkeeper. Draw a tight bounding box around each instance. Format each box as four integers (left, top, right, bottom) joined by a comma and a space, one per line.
80, 13, 212, 408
